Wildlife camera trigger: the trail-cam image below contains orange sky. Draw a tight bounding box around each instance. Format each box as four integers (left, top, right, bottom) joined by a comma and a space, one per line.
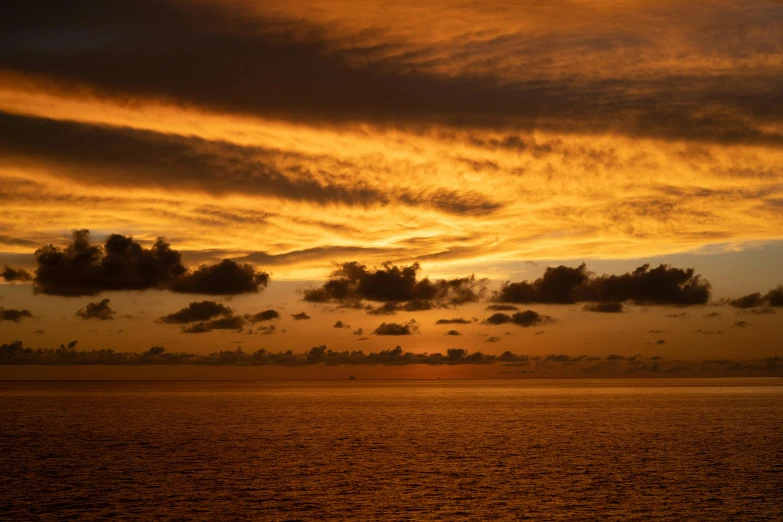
1, 0, 782, 372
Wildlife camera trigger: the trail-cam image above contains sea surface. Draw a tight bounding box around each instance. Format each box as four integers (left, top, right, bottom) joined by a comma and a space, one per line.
1, 379, 782, 521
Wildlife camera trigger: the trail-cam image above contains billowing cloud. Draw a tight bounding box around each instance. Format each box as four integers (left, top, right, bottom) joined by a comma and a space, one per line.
483, 311, 555, 327
373, 320, 419, 335
494, 264, 710, 306
31, 230, 268, 296
291, 312, 311, 320
1, 266, 32, 282
303, 262, 486, 313
159, 301, 233, 324
0, 307, 33, 322
75, 298, 116, 320
166, 260, 269, 295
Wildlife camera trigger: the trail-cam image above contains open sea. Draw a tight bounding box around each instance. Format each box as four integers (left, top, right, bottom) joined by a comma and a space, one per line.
2, 379, 782, 520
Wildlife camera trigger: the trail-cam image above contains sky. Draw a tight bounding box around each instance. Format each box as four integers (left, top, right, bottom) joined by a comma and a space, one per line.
1, 0, 782, 375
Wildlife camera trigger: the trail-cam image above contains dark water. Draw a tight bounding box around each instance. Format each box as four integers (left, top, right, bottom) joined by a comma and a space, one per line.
2, 379, 782, 521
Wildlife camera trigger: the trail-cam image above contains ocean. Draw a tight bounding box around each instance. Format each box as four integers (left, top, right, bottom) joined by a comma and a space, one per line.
2, 379, 782, 520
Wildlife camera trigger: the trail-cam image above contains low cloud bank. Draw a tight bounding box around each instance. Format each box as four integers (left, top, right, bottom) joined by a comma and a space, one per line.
2, 341, 782, 378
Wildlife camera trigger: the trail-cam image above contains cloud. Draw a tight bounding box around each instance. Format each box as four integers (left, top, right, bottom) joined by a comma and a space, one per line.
485, 304, 519, 311
32, 229, 269, 296
2, 1, 781, 147
733, 320, 751, 328
159, 300, 248, 333
446, 330, 460, 336
182, 315, 245, 334
493, 263, 710, 306
166, 259, 269, 295
486, 336, 501, 343
353, 328, 364, 336
1, 266, 32, 282
435, 318, 472, 324
0, 307, 33, 322
583, 302, 625, 313
291, 312, 311, 320
728, 285, 783, 309
303, 262, 487, 312
245, 309, 280, 322
373, 320, 419, 335
728, 292, 766, 309
483, 310, 555, 327
75, 298, 116, 320
333, 320, 350, 328
159, 301, 233, 324
0, 112, 502, 217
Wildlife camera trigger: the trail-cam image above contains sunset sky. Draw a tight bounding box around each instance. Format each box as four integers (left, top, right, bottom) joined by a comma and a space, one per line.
1, 0, 782, 372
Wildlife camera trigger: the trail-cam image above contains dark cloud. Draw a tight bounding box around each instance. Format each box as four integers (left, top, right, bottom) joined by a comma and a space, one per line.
75, 298, 116, 320
34, 229, 185, 296
373, 320, 419, 335
353, 328, 364, 336
583, 302, 625, 313
245, 309, 280, 323
31, 229, 269, 296
0, 307, 33, 322
303, 262, 486, 313
733, 320, 751, 328
446, 330, 461, 336
367, 300, 435, 315
486, 336, 502, 343
485, 304, 519, 311
159, 301, 233, 324
656, 340, 667, 345
1, 2, 780, 146
435, 318, 472, 324
665, 312, 690, 318
166, 259, 269, 295
159, 300, 247, 333
728, 285, 783, 309
182, 315, 245, 334
704, 312, 722, 318
291, 312, 311, 320
333, 320, 350, 328
0, 112, 501, 217
1, 266, 33, 282
728, 292, 766, 309
493, 263, 710, 306
483, 310, 555, 327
